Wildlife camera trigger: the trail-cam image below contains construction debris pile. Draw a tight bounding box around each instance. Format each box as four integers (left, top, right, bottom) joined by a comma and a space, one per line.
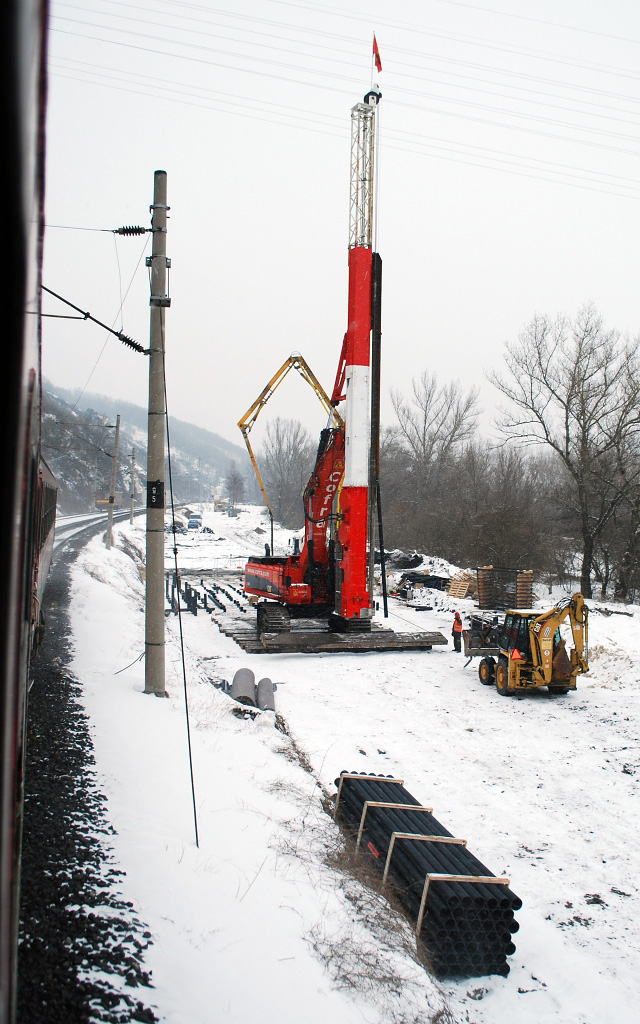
334, 772, 521, 978
393, 571, 451, 597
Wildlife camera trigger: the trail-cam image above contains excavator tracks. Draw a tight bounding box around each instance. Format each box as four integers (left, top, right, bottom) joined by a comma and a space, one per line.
256, 601, 291, 634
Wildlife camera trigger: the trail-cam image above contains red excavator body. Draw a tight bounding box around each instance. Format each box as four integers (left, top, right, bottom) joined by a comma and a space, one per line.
244, 428, 345, 619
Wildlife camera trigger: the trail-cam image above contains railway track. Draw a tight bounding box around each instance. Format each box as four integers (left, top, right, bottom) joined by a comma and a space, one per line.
53, 509, 145, 557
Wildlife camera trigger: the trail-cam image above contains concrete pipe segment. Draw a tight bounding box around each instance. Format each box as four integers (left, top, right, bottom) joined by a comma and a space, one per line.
256, 677, 276, 712
230, 668, 256, 706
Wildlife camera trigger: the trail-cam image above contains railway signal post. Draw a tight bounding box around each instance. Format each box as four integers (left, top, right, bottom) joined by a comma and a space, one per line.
105, 414, 121, 550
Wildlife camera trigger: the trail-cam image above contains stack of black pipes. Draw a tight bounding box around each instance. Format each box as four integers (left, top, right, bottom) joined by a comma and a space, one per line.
334, 772, 521, 978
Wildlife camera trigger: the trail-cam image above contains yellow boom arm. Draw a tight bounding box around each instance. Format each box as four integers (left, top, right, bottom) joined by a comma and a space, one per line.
529, 593, 588, 685
237, 354, 343, 516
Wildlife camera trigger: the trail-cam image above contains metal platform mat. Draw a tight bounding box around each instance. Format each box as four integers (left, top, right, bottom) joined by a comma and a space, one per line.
212, 615, 448, 654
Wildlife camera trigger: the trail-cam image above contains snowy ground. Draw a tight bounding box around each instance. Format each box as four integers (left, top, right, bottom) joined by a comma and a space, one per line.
65, 504, 640, 1024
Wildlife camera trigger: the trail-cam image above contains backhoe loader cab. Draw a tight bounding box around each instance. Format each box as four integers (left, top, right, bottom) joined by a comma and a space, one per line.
476, 594, 589, 696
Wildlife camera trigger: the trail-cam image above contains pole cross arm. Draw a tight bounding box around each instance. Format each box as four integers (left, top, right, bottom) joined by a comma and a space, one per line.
42, 286, 145, 353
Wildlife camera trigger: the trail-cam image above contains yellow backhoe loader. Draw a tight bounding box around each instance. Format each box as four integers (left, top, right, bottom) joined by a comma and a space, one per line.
465, 593, 589, 696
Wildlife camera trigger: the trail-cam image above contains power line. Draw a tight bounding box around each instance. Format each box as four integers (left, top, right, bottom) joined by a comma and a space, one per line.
52, 4, 640, 91
49, 25, 361, 96
48, 64, 640, 200
52, 4, 640, 123
48, 49, 640, 172
50, 53, 640, 187
262, 0, 640, 81
426, 0, 640, 49
48, 26, 640, 152
47, 223, 112, 231
48, 9, 640, 147
47, 1, 640, 200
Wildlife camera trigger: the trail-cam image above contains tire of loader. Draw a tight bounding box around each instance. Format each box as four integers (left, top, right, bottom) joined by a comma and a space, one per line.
478, 656, 496, 685
495, 655, 515, 696
548, 685, 570, 695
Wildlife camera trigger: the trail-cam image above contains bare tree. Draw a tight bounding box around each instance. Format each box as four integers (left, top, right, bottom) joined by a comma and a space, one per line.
391, 373, 479, 478
593, 467, 640, 600
383, 374, 479, 553
614, 484, 640, 600
259, 417, 316, 528
225, 461, 245, 510
490, 305, 640, 596
447, 444, 553, 569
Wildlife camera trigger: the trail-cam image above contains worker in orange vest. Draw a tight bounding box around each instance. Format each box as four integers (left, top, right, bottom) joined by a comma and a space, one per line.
452, 610, 463, 652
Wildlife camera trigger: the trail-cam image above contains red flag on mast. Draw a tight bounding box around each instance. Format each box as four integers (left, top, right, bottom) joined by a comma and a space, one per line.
372, 34, 382, 73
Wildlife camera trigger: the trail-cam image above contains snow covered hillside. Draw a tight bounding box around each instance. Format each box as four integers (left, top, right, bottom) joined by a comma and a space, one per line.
65, 504, 640, 1024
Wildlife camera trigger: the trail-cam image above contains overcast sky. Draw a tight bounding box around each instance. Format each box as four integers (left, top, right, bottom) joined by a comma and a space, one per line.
42, 0, 640, 449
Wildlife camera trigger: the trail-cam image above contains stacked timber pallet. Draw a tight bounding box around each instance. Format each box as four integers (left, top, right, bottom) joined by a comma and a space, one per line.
334, 772, 521, 978
446, 572, 476, 599
476, 566, 535, 610
515, 569, 535, 607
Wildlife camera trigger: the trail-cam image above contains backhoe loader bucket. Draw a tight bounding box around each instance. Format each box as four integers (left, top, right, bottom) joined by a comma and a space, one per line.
552, 639, 573, 679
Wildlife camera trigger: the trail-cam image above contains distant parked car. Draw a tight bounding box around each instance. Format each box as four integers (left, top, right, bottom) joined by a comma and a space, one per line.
187, 518, 200, 530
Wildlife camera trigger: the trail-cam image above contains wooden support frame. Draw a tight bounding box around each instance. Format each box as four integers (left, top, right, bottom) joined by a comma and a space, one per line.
416, 873, 510, 936
381, 833, 467, 886
334, 774, 404, 818
355, 802, 433, 850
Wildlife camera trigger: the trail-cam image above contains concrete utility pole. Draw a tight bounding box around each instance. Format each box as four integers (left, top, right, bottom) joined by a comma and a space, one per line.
129, 448, 135, 525
105, 414, 121, 550
144, 170, 170, 697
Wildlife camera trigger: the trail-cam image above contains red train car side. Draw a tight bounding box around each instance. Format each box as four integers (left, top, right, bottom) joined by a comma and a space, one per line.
0, 2, 53, 1022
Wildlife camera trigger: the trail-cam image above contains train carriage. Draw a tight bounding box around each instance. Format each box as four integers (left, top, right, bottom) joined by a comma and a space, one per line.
1, 2, 55, 1022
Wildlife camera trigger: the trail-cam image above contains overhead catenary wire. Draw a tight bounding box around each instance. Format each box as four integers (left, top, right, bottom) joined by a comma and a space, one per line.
46, 223, 149, 232
50, 50, 640, 163
47, 61, 640, 200
49, 49, 640, 149
403, 0, 640, 49
55, 0, 640, 156
52, 0, 640, 116
264, 0, 640, 82
47, 0, 640, 201
50, 15, 640, 98
63, 234, 151, 413
68, 0, 640, 72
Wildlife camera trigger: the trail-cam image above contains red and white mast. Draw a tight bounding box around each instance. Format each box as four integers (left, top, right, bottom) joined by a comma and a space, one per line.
332, 87, 381, 631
